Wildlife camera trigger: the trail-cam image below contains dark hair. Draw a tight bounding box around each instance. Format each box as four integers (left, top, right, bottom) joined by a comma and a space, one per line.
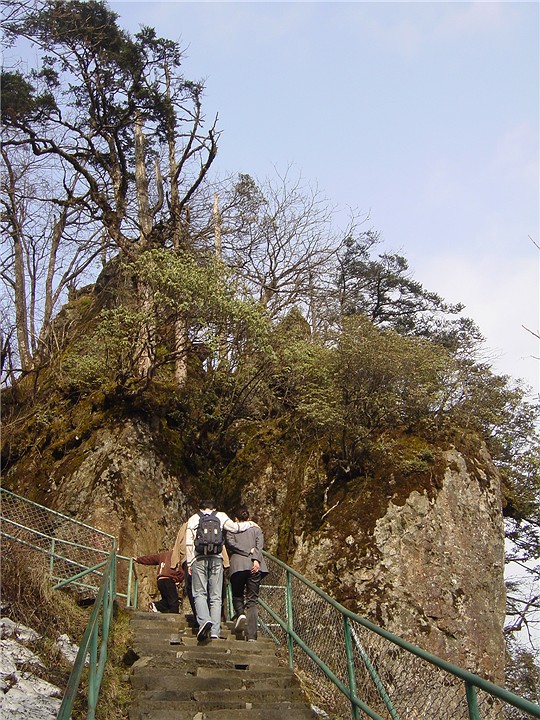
234, 506, 250, 522
200, 499, 216, 510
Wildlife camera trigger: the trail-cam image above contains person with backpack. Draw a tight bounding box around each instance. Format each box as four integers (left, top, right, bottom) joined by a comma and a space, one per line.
225, 506, 268, 642
185, 499, 256, 641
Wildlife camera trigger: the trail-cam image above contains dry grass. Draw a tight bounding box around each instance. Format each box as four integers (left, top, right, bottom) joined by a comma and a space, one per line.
1, 538, 133, 719
94, 605, 134, 720
1, 540, 89, 689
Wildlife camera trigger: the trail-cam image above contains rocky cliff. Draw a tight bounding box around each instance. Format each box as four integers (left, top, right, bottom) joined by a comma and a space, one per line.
3, 407, 506, 685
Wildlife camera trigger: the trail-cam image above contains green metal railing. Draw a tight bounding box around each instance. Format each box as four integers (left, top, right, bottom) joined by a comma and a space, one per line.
0, 488, 138, 605
56, 547, 117, 720
0, 489, 138, 719
259, 551, 540, 720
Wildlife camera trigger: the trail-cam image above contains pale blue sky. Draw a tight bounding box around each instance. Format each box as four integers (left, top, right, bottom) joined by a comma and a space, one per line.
107, 3, 540, 393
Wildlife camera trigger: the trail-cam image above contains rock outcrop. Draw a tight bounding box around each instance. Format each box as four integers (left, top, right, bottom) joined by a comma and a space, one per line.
288, 445, 506, 683
3, 412, 507, 686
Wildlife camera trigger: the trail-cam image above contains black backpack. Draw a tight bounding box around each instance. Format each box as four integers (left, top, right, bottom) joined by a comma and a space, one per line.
194, 511, 223, 555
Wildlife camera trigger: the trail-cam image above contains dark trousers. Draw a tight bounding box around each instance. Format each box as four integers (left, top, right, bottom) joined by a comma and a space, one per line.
230, 570, 262, 640
154, 577, 179, 613
182, 561, 197, 619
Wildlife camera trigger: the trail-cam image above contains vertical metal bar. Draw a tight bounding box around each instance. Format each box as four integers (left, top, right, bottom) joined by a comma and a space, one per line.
111, 540, 117, 604
226, 580, 233, 621
466, 681, 481, 720
87, 623, 98, 720
343, 616, 360, 720
285, 569, 294, 670
49, 538, 55, 579
126, 557, 134, 608
96, 572, 111, 689
101, 579, 111, 651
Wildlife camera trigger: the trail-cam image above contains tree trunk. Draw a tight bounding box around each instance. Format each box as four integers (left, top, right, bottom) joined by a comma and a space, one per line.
214, 192, 222, 261
214, 192, 228, 369
164, 60, 189, 385
136, 277, 154, 379
133, 112, 155, 377
134, 112, 153, 243
174, 318, 188, 386
13, 233, 32, 371
4, 155, 32, 371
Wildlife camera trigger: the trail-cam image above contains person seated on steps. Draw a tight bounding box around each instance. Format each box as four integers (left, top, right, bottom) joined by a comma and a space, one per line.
225, 506, 268, 642
133, 549, 184, 614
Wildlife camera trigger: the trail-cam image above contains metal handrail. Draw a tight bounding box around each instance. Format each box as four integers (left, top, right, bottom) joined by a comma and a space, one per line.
56, 547, 117, 720
261, 551, 540, 719
0, 525, 138, 605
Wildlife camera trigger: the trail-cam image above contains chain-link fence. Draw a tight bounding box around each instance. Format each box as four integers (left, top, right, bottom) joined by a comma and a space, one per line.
259, 553, 540, 720
1, 488, 115, 595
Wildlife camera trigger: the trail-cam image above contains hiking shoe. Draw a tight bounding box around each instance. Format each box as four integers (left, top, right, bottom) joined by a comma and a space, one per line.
197, 620, 212, 642
148, 602, 158, 613
235, 614, 247, 631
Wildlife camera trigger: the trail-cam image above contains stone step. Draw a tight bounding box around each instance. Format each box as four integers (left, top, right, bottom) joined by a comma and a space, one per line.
197, 664, 295, 680
127, 609, 317, 720
131, 665, 298, 690
132, 638, 276, 657
130, 654, 293, 675
129, 611, 187, 624
130, 667, 298, 690
129, 703, 318, 720
131, 646, 284, 668
134, 629, 276, 653
132, 641, 276, 662
134, 686, 306, 704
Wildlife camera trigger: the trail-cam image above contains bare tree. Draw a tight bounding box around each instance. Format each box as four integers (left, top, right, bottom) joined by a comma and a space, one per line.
1, 1, 219, 381
0, 144, 104, 377
216, 169, 344, 329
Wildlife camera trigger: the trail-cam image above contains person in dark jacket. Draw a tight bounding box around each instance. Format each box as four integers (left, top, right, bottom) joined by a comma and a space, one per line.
225, 506, 268, 641
133, 549, 184, 613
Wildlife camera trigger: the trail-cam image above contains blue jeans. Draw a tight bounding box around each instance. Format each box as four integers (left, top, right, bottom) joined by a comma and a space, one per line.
191, 555, 224, 637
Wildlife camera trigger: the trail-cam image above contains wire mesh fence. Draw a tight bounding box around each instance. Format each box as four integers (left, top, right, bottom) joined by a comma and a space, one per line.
259, 554, 538, 720
1, 488, 115, 595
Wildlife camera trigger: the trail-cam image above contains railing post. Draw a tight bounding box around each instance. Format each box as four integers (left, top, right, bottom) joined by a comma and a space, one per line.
87, 622, 98, 720
49, 538, 55, 579
466, 681, 481, 720
226, 581, 233, 621
111, 540, 117, 603
126, 557, 134, 608
285, 569, 294, 670
343, 616, 360, 720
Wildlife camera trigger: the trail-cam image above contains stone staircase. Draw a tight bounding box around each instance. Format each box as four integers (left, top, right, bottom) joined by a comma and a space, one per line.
127, 610, 319, 720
